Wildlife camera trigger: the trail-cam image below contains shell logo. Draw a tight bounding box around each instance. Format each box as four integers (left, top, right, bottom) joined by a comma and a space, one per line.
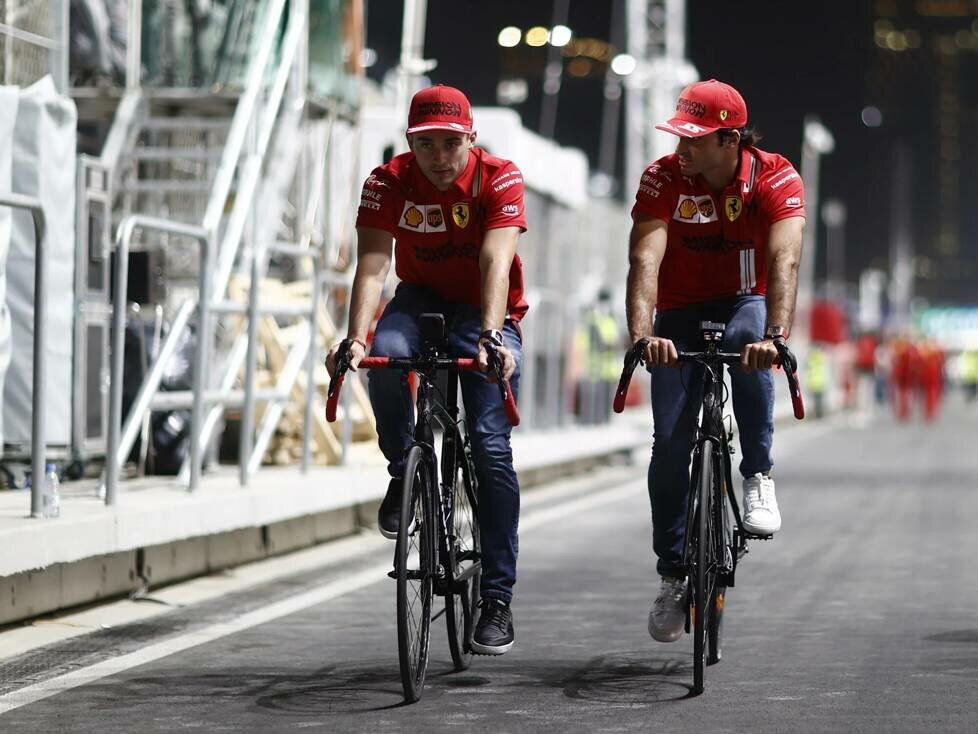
678, 198, 698, 220
404, 206, 423, 228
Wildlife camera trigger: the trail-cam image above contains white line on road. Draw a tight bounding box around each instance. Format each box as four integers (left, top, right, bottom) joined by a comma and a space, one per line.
0, 476, 640, 716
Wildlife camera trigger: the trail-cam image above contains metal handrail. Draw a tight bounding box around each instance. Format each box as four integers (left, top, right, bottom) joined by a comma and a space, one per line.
106, 216, 213, 504
0, 193, 48, 517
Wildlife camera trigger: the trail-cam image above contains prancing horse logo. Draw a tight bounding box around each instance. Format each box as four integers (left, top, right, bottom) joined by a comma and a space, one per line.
452, 202, 470, 229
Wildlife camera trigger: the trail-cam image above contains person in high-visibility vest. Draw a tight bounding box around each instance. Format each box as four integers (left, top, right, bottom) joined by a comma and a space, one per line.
576, 290, 622, 424
807, 344, 829, 419
961, 349, 978, 403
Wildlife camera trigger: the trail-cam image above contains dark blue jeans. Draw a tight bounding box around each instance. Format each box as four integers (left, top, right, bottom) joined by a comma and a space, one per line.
368, 283, 523, 603
648, 295, 774, 578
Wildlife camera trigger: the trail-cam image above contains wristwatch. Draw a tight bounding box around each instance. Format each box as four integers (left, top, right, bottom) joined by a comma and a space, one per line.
479, 329, 504, 347
764, 325, 788, 341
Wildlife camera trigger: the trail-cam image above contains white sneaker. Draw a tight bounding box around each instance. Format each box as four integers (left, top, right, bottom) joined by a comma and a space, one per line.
648, 576, 687, 642
742, 473, 781, 535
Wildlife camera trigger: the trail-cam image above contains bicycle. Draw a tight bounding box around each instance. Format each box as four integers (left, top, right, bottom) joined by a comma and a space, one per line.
614, 320, 804, 695
325, 313, 520, 703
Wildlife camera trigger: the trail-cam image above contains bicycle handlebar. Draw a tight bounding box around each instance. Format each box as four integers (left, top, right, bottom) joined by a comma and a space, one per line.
613, 337, 805, 420
325, 342, 520, 426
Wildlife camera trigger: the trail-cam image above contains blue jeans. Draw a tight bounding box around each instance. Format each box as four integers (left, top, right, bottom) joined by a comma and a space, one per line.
368, 283, 523, 603
647, 296, 774, 578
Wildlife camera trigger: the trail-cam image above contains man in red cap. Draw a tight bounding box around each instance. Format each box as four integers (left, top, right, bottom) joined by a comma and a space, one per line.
625, 79, 806, 642
326, 85, 527, 655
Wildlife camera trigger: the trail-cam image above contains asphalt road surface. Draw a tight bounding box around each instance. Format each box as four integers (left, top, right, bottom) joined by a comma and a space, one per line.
2, 401, 977, 732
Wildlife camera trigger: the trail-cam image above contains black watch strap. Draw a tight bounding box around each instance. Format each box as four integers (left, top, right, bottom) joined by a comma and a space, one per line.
480, 329, 504, 347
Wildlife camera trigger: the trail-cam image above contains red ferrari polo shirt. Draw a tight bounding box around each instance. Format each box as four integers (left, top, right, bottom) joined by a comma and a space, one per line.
631, 146, 806, 311
356, 148, 529, 321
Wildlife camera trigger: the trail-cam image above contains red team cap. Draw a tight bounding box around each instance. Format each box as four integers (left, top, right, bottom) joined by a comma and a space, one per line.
655, 79, 748, 138
406, 84, 474, 134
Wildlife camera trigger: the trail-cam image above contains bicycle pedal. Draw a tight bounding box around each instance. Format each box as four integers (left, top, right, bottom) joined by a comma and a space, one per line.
387, 569, 397, 579
744, 533, 773, 541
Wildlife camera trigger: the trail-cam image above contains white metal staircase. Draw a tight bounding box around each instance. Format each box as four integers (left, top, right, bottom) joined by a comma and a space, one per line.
79, 0, 362, 502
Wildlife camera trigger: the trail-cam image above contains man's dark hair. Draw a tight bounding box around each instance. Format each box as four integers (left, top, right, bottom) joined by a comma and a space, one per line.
717, 125, 761, 149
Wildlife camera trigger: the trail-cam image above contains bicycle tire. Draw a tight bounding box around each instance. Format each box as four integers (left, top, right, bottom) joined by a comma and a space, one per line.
708, 438, 734, 665
445, 445, 481, 671
396, 445, 435, 703
692, 442, 713, 695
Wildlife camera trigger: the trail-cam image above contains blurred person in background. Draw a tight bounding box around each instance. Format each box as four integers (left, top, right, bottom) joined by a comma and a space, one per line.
961, 348, 978, 402
575, 288, 621, 424
807, 343, 829, 419
326, 85, 526, 656
890, 335, 919, 421
917, 340, 945, 422
624, 80, 805, 643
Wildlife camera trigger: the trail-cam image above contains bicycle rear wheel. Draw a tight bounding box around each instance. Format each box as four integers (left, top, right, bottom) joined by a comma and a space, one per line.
445, 444, 481, 671
396, 445, 435, 703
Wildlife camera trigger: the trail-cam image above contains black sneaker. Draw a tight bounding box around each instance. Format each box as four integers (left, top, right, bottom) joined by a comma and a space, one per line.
378, 478, 412, 539
471, 597, 515, 655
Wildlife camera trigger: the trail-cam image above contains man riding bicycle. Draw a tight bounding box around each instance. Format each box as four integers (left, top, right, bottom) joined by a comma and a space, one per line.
326, 85, 526, 655
625, 80, 806, 643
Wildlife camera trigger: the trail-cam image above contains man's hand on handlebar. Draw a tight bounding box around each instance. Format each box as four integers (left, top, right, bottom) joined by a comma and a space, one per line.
638, 336, 679, 368
326, 338, 366, 378
741, 338, 781, 373
478, 339, 516, 382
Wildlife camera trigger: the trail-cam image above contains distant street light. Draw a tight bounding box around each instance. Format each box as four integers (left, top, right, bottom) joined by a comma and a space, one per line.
610, 53, 637, 76
796, 116, 836, 341
550, 25, 572, 47
861, 105, 883, 127
822, 199, 847, 303
498, 26, 521, 48
526, 26, 550, 47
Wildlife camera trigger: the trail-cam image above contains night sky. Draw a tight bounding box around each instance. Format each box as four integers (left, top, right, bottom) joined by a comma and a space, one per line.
365, 1, 978, 306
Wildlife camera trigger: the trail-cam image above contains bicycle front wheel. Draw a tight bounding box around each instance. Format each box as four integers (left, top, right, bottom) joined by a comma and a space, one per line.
707, 453, 732, 666
692, 443, 715, 695
396, 445, 435, 703
445, 444, 481, 671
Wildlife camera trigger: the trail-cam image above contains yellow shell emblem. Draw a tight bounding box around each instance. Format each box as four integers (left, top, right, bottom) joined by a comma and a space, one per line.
725, 196, 742, 221
678, 199, 697, 220
451, 202, 470, 229
403, 206, 423, 228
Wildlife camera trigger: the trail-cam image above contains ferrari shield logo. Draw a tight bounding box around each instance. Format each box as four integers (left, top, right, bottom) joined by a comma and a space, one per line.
725, 196, 743, 222
451, 202, 470, 229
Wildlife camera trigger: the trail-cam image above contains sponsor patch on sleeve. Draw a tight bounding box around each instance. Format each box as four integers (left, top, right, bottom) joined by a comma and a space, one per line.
785, 196, 802, 208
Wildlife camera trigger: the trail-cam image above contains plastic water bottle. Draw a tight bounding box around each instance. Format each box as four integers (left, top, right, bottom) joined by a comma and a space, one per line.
42, 464, 60, 519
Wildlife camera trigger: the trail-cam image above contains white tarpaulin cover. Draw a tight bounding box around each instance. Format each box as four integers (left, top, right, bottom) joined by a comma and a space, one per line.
2, 76, 77, 449
0, 87, 19, 448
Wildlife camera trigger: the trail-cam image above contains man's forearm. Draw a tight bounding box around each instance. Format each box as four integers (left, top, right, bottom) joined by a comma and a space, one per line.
346, 265, 387, 342
626, 259, 658, 342
479, 254, 510, 332
765, 251, 799, 332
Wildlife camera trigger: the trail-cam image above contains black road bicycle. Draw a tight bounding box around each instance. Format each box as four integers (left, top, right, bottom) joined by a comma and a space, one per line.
326, 313, 519, 703
614, 321, 804, 695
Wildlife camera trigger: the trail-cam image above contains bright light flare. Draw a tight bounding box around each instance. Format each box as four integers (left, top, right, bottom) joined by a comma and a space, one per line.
498, 27, 521, 48
550, 25, 572, 47
611, 53, 637, 76
526, 27, 550, 47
